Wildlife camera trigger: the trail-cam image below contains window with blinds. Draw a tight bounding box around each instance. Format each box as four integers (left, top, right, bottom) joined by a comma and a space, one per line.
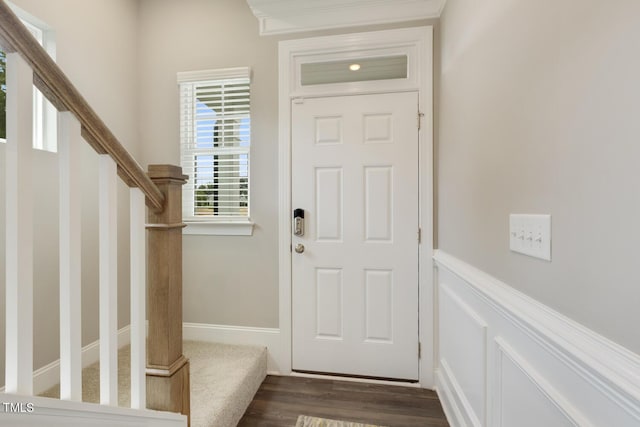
178, 68, 251, 221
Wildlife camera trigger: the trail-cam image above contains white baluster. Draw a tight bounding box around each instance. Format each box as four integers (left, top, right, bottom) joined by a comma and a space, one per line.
59, 112, 82, 401
130, 187, 146, 409
99, 155, 118, 405
5, 52, 34, 396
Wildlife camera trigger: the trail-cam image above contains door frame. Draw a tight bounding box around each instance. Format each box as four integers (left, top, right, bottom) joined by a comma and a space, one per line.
278, 26, 435, 388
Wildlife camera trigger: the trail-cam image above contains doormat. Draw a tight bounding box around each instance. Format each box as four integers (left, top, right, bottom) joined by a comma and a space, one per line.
296, 415, 387, 427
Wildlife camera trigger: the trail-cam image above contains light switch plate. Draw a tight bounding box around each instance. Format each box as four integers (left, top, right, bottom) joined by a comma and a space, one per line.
509, 214, 551, 261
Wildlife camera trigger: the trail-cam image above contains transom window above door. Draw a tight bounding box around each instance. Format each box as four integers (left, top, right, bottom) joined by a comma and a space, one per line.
286, 30, 424, 97
301, 55, 408, 86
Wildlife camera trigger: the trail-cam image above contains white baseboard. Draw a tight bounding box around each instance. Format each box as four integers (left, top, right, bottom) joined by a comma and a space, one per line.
0, 326, 132, 395
3, 322, 282, 395
436, 358, 482, 427
435, 362, 467, 427
183, 322, 285, 374
434, 250, 640, 427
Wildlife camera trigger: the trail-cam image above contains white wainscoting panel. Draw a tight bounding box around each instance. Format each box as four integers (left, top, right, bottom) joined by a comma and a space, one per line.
494, 338, 590, 427
439, 283, 487, 427
434, 250, 640, 427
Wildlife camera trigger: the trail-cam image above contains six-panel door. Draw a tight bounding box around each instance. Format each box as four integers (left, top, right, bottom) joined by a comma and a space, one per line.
292, 91, 420, 380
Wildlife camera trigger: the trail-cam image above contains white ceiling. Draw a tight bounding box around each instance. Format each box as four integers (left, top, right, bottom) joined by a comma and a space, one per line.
245, 0, 447, 36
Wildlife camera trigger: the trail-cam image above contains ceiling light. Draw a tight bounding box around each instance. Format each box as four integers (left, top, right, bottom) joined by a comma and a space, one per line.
349, 63, 361, 71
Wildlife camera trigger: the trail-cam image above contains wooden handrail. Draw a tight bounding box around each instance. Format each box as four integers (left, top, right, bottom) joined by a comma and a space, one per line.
0, 1, 165, 212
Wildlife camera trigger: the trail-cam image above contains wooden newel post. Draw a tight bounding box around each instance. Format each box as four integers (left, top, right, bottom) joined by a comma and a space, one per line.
146, 165, 190, 424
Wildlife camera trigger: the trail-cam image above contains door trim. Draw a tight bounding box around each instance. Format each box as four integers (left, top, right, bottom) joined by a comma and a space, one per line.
278, 26, 435, 388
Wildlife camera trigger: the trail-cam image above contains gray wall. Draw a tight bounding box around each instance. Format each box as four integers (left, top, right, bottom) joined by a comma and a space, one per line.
137, 0, 433, 328
438, 0, 640, 353
138, 0, 281, 327
0, 0, 141, 385
0, 0, 435, 386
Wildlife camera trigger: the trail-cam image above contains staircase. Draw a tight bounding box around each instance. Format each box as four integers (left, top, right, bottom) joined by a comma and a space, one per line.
39, 341, 267, 427
0, 1, 261, 425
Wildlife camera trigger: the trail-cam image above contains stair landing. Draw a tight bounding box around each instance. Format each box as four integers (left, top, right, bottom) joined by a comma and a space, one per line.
40, 341, 267, 427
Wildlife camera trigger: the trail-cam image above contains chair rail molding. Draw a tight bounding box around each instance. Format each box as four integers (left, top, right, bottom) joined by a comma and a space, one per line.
433, 250, 640, 427
246, 0, 447, 35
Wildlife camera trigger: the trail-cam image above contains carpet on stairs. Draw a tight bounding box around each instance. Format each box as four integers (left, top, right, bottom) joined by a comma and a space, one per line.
39, 340, 267, 427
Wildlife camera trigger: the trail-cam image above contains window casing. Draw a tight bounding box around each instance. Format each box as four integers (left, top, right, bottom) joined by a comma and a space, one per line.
0, 15, 56, 151
178, 67, 253, 235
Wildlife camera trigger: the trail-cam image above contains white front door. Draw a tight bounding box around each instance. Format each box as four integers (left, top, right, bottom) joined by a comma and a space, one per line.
291, 91, 420, 381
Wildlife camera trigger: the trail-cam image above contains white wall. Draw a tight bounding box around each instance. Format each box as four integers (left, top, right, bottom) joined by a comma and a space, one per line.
438, 0, 640, 354
0, 0, 141, 386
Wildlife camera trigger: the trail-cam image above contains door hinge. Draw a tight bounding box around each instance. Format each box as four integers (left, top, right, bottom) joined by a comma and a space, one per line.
418, 342, 422, 359
417, 111, 425, 130
418, 227, 422, 244
293, 97, 305, 105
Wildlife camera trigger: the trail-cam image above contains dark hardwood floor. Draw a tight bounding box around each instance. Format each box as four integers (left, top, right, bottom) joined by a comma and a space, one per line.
238, 375, 450, 427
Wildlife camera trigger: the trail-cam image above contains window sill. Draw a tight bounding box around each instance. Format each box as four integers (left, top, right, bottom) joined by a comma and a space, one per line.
183, 219, 254, 236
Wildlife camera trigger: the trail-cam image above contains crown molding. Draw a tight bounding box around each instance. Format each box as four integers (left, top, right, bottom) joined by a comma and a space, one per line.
246, 0, 447, 36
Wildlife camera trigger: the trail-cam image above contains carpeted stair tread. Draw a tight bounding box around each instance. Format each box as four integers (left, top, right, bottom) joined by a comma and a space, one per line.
187, 340, 267, 427
39, 341, 267, 427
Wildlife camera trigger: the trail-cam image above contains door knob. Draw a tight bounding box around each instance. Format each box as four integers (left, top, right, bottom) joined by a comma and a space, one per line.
295, 244, 305, 254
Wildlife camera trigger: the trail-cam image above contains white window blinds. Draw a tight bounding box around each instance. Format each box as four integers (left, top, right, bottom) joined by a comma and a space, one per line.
178, 68, 251, 220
